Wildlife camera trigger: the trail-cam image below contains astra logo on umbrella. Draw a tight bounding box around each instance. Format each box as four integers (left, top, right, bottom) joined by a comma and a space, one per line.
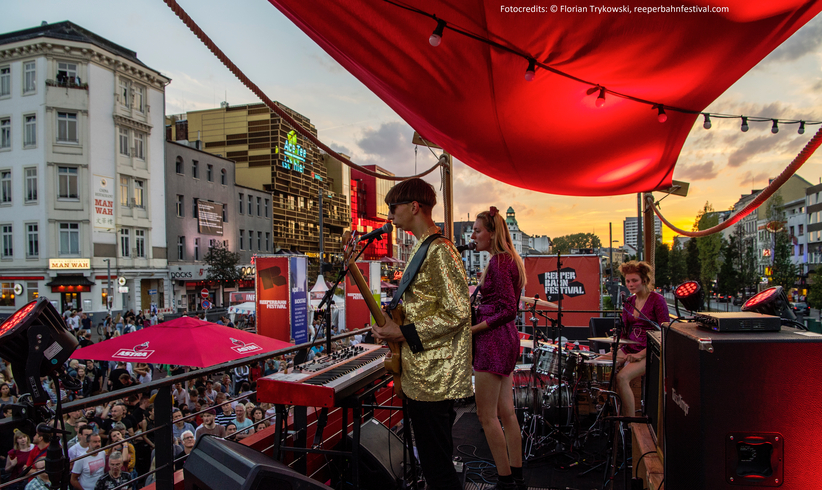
230, 338, 262, 354
113, 342, 155, 360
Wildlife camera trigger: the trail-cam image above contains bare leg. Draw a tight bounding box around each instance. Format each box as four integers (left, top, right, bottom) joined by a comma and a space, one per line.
475, 371, 511, 475
615, 359, 645, 416
497, 373, 522, 468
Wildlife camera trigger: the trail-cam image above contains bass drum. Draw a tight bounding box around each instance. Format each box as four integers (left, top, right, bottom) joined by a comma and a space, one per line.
543, 383, 573, 426
511, 368, 549, 425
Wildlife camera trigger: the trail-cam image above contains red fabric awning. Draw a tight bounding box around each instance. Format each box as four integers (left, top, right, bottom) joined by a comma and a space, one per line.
268, 0, 821, 196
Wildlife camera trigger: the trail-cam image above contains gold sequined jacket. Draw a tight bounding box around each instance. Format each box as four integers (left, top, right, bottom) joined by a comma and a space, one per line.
398, 227, 473, 402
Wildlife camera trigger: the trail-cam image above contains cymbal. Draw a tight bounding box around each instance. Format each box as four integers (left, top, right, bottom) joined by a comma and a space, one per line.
519, 339, 543, 349
588, 336, 640, 345
520, 296, 559, 309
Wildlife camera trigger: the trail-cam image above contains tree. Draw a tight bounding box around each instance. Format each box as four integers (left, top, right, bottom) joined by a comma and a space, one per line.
716, 237, 739, 296
669, 240, 687, 287
655, 241, 670, 288
203, 243, 244, 306
550, 233, 602, 254
732, 223, 757, 295
686, 238, 700, 281
695, 202, 722, 299
807, 271, 822, 314
766, 192, 797, 290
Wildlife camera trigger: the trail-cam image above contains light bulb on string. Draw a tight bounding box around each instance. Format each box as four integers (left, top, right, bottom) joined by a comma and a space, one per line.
771, 119, 779, 134
429, 19, 446, 47
656, 105, 667, 123
799, 121, 806, 135
524, 58, 536, 82
703, 114, 711, 129
595, 87, 606, 108
741, 117, 749, 132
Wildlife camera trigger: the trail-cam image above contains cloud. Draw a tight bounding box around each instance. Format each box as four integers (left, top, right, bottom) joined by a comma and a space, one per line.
760, 17, 822, 65
309, 53, 346, 74
675, 161, 719, 181
355, 121, 417, 169
326, 142, 353, 157
739, 170, 771, 188
727, 136, 776, 167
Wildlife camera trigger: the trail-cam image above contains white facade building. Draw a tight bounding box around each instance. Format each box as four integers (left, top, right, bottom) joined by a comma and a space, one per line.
623, 215, 662, 249
0, 22, 170, 318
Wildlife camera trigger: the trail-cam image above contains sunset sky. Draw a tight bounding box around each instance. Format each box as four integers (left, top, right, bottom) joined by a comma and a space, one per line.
5, 2, 822, 245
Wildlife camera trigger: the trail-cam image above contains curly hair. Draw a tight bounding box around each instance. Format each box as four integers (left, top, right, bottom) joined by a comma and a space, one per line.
619, 260, 655, 289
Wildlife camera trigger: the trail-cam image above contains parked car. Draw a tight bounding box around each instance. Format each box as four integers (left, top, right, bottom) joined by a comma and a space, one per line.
791, 302, 810, 316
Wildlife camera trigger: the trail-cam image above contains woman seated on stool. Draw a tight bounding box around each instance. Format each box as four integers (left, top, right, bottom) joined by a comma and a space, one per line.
601, 260, 668, 417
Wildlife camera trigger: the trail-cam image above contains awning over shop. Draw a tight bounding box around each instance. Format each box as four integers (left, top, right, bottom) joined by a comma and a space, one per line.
46, 274, 95, 293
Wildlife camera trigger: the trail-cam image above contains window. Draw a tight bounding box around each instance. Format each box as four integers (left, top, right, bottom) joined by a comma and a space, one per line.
133, 180, 144, 207
176, 195, 183, 217
119, 79, 130, 107
239, 229, 244, 250
248, 230, 254, 251
265, 232, 270, 252
799, 224, 804, 236
248, 195, 253, 215
57, 112, 78, 143
23, 61, 35, 94
120, 228, 130, 257
0, 284, 12, 307
59, 223, 80, 256
222, 205, 227, 223
208, 239, 216, 249
264, 198, 269, 218
257, 197, 261, 216
220, 169, 226, 185
26, 223, 38, 258
177, 236, 185, 260
193, 198, 198, 218
134, 85, 145, 112
800, 244, 805, 256
133, 132, 144, 159
25, 168, 37, 202
119, 127, 129, 156
238, 193, 244, 214
257, 231, 262, 251
57, 62, 78, 84
26, 281, 38, 302
207, 164, 213, 182
192, 160, 199, 179
23, 114, 36, 147
0, 66, 9, 97
1, 225, 11, 258
0, 171, 10, 203
0, 118, 9, 148
58, 167, 78, 200
135, 229, 145, 258
119, 176, 129, 206
194, 238, 200, 261
175, 156, 183, 174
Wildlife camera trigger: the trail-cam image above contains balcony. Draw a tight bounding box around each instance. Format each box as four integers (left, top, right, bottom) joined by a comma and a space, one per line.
46, 76, 89, 90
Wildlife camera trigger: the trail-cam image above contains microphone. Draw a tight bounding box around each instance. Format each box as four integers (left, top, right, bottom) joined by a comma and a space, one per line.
457, 242, 476, 253
358, 222, 393, 242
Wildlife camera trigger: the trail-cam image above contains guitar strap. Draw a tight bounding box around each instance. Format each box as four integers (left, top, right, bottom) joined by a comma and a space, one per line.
388, 233, 444, 311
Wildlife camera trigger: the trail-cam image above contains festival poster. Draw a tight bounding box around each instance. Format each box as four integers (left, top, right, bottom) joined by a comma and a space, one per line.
256, 256, 291, 342
289, 256, 309, 344
523, 255, 602, 330
346, 262, 373, 331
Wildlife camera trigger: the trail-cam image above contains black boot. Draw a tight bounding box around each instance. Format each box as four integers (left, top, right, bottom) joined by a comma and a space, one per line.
514, 477, 527, 490
493, 475, 517, 490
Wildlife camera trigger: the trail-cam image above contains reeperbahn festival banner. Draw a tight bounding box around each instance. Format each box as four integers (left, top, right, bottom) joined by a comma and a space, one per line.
523, 255, 602, 335
346, 261, 381, 330
255, 255, 308, 343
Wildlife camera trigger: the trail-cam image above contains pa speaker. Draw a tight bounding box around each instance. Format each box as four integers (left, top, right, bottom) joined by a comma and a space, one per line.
184, 435, 330, 490
664, 323, 822, 489
337, 418, 407, 490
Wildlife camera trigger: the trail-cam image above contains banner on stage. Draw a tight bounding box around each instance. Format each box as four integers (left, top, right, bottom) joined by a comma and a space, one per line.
523, 255, 602, 328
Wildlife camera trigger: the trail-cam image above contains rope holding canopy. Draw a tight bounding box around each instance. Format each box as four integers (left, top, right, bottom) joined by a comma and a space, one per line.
653, 125, 822, 237
163, 0, 442, 182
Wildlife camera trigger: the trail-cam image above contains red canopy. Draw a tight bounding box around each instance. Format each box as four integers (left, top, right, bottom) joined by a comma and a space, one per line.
72, 317, 291, 368
268, 0, 821, 196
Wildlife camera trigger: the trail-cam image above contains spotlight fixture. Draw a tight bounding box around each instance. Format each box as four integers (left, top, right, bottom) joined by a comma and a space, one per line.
741, 117, 749, 132
429, 19, 446, 47
798, 121, 805, 135
595, 87, 606, 107
771, 119, 779, 134
703, 114, 711, 129
742, 286, 795, 320
524, 58, 536, 82
656, 105, 667, 123
674, 281, 704, 314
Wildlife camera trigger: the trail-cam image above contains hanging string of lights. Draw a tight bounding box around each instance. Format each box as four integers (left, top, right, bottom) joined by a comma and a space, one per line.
385, 0, 821, 133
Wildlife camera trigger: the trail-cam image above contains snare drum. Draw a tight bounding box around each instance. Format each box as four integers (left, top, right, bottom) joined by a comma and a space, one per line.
535, 345, 577, 379
583, 359, 614, 386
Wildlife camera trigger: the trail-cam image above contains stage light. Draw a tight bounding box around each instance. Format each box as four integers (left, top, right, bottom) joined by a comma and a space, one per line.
741, 117, 749, 132
524, 58, 536, 82
798, 121, 805, 135
674, 281, 703, 313
595, 87, 606, 107
656, 105, 667, 123
771, 119, 779, 134
703, 114, 711, 129
742, 286, 795, 320
429, 19, 446, 47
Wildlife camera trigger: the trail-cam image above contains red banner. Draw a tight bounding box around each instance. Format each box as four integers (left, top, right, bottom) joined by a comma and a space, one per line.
256, 256, 291, 342
346, 262, 373, 331
523, 256, 601, 330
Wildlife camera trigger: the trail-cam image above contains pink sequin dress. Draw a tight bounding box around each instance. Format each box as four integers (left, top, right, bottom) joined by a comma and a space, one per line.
620, 292, 667, 354
473, 254, 521, 376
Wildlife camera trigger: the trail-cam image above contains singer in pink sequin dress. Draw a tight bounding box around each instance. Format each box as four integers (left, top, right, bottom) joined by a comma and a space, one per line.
473, 254, 520, 375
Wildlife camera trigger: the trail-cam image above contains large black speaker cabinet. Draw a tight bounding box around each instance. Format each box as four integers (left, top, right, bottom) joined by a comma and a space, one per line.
337, 418, 407, 490
665, 323, 822, 489
184, 435, 330, 490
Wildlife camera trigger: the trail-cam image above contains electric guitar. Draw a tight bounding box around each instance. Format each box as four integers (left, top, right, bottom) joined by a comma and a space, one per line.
343, 232, 405, 399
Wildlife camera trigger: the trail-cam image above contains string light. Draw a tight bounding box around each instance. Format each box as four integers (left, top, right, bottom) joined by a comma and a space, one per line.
595, 87, 606, 107
703, 114, 711, 129
524, 58, 536, 82
429, 19, 446, 47
799, 121, 806, 135
656, 105, 667, 123
741, 117, 749, 132
771, 119, 779, 134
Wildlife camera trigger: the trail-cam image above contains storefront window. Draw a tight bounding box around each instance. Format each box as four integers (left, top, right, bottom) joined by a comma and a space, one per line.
27, 282, 38, 302
0, 283, 13, 307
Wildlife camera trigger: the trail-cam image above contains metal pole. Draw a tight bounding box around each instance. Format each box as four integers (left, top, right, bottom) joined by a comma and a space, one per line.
105, 259, 112, 317
644, 193, 656, 269
609, 222, 613, 280
637, 193, 643, 261
318, 189, 324, 262
442, 153, 454, 241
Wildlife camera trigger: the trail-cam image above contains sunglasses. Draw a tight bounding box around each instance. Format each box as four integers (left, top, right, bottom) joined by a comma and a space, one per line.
388, 201, 414, 213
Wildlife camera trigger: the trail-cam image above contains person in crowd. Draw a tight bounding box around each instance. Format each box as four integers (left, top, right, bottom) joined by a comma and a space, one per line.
100, 403, 134, 443
203, 380, 218, 402
215, 395, 234, 427
263, 359, 279, 376
220, 374, 232, 395
22, 430, 49, 474
469, 206, 530, 490
194, 409, 226, 441
108, 362, 130, 392
86, 360, 105, 396
79, 330, 94, 348
113, 314, 123, 336
93, 451, 131, 490
5, 430, 33, 490
171, 382, 189, 408
231, 403, 255, 440
63, 409, 84, 441
68, 311, 81, 332
68, 426, 94, 462
232, 366, 249, 396
235, 382, 253, 404
371, 178, 473, 490
23, 458, 48, 490
70, 433, 105, 490
0, 383, 16, 406
224, 422, 238, 439
250, 407, 267, 428
132, 363, 151, 385
171, 409, 195, 445
74, 366, 92, 399
179, 431, 196, 460
606, 260, 669, 418
105, 425, 135, 478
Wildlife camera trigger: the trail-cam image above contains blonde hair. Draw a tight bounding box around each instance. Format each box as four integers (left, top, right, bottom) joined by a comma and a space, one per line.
476, 209, 527, 290
13, 429, 30, 450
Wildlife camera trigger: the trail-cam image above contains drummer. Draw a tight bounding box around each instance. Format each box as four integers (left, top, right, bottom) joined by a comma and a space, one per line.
598, 260, 668, 417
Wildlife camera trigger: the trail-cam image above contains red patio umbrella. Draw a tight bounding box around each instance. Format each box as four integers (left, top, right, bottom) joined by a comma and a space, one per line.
71, 317, 291, 368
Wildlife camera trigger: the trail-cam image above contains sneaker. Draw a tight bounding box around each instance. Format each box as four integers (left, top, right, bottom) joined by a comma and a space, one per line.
514, 477, 527, 490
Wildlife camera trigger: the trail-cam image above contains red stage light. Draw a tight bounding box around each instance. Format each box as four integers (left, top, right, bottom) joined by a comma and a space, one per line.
0, 301, 36, 337
673, 280, 703, 312
742, 286, 794, 320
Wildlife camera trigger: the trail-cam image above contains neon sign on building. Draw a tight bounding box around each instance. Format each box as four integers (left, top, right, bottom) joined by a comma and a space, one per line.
279, 130, 307, 173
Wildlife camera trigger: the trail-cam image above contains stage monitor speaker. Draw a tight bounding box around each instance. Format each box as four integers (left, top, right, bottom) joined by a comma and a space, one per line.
588, 317, 618, 354
338, 418, 407, 490
184, 435, 330, 490
664, 323, 822, 489
644, 331, 661, 435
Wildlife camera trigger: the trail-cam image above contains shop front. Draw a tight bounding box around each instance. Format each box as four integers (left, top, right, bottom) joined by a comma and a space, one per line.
46, 274, 95, 312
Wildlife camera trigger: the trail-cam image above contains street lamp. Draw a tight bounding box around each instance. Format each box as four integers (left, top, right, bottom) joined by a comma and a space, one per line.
103, 258, 112, 317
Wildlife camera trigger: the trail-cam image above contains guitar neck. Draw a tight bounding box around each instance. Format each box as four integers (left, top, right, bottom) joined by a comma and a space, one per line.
347, 261, 386, 327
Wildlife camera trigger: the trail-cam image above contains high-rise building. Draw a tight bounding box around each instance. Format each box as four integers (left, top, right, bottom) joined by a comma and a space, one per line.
623, 215, 662, 249
350, 165, 393, 260
0, 21, 170, 317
